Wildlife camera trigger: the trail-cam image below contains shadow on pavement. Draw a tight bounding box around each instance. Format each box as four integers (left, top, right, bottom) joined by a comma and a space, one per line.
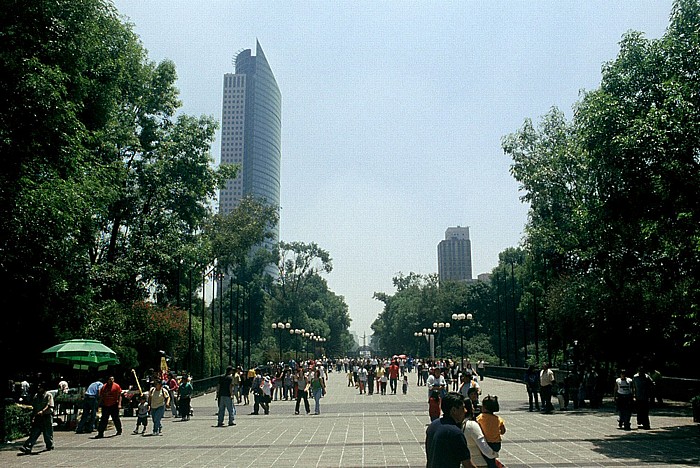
589, 423, 700, 466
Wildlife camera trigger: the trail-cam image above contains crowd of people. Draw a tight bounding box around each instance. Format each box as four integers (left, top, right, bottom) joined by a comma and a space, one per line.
10, 355, 667, 464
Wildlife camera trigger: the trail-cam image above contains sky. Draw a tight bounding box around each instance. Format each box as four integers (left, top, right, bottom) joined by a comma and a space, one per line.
112, 0, 673, 339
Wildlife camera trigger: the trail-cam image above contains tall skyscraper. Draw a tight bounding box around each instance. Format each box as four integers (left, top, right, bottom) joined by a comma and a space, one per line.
219, 41, 281, 243
437, 226, 473, 282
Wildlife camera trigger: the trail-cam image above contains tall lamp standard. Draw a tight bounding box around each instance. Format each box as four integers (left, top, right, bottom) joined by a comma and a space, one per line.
304, 332, 314, 361
413, 332, 423, 357
432, 322, 451, 359
312, 336, 319, 358
272, 321, 291, 365
423, 328, 437, 360
291, 328, 304, 363
451, 313, 473, 370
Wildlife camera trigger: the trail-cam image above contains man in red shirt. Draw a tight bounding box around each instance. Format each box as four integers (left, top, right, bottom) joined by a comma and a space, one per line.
95, 376, 122, 438
389, 361, 400, 394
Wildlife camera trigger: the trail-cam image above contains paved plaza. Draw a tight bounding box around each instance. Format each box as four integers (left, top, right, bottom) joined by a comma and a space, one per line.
2, 371, 699, 467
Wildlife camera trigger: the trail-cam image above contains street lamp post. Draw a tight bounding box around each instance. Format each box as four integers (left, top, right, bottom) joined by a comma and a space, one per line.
304, 333, 314, 361
271, 321, 291, 365
413, 332, 423, 357
217, 271, 224, 375
432, 322, 450, 359
451, 313, 473, 370
423, 327, 437, 360
312, 336, 325, 359
291, 329, 304, 363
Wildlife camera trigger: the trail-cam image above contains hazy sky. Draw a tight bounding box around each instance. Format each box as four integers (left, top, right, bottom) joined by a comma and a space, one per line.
112, 1, 673, 338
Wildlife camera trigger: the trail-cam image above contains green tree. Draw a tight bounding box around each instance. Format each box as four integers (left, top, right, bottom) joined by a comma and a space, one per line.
502, 0, 700, 373
0, 0, 234, 376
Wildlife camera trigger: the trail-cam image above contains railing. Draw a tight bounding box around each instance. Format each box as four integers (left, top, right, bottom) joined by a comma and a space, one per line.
191, 375, 220, 396
484, 365, 700, 402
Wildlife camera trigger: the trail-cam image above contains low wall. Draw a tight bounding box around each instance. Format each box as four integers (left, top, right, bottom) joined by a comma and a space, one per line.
191, 375, 220, 397
484, 366, 700, 402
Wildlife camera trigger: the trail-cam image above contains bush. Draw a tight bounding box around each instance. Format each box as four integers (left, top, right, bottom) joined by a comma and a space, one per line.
3, 404, 32, 442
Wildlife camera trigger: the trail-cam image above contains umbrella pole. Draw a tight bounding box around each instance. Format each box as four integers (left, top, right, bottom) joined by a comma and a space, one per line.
131, 369, 143, 394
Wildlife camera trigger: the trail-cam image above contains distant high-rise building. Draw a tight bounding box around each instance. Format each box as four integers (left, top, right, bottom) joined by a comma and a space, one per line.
219, 41, 281, 243
437, 226, 473, 282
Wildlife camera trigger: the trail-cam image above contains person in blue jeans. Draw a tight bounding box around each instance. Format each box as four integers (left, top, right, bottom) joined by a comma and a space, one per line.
148, 380, 169, 435
310, 370, 326, 415
216, 366, 236, 426
76, 378, 103, 433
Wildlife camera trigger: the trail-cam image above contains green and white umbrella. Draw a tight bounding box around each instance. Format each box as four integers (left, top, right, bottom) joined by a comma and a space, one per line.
42, 339, 120, 371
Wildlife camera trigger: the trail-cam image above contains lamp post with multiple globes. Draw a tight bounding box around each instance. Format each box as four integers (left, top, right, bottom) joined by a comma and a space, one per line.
432, 322, 450, 359
271, 321, 291, 364
451, 313, 473, 370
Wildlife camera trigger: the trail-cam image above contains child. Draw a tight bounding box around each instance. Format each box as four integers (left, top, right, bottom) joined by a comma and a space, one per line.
467, 386, 481, 416
428, 390, 441, 421
477, 395, 506, 468
402, 375, 408, 394
133, 394, 149, 434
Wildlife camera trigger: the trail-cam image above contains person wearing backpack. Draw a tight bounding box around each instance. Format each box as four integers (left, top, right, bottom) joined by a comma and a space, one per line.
523, 366, 540, 412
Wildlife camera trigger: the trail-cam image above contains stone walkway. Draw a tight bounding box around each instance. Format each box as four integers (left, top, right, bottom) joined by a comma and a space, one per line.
1, 370, 698, 467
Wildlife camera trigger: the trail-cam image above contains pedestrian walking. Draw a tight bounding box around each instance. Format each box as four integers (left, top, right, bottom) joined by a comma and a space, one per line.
273, 370, 283, 401
95, 376, 123, 438
539, 364, 555, 413
477, 359, 485, 381
76, 377, 103, 434
425, 392, 477, 468
18, 381, 54, 454
311, 369, 326, 415
283, 368, 293, 400
260, 375, 272, 415
133, 395, 149, 434
462, 399, 500, 468
427, 367, 447, 399
250, 370, 264, 415
429, 389, 442, 422
633, 366, 654, 430
476, 396, 506, 468
216, 366, 236, 426
389, 360, 400, 394
178, 375, 193, 421
167, 372, 179, 418
294, 367, 310, 415
148, 380, 170, 435
368, 365, 376, 395
614, 369, 633, 430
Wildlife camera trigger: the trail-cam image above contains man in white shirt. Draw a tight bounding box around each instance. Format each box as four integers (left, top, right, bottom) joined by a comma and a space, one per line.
477, 360, 485, 381
358, 366, 368, 394
539, 363, 555, 413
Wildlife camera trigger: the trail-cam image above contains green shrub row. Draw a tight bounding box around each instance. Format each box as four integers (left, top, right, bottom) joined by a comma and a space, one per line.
3, 405, 32, 442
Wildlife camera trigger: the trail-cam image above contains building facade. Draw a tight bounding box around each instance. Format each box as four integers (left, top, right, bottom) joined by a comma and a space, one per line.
219, 41, 281, 243
437, 226, 473, 282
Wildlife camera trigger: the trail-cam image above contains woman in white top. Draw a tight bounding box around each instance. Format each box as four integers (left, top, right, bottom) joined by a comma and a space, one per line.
462, 398, 499, 467
261, 375, 272, 415
614, 369, 633, 430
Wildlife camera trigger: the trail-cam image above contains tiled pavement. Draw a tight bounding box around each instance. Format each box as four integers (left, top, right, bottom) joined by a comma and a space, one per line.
2, 370, 699, 467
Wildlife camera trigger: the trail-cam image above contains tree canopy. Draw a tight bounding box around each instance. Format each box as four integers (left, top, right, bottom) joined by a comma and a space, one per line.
0, 0, 232, 375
